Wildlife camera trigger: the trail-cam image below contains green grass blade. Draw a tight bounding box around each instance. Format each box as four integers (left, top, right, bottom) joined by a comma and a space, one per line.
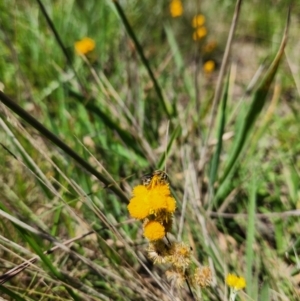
0, 118, 53, 199
209, 73, 230, 192
260, 281, 270, 301
164, 24, 195, 99
35, 0, 71, 66
112, 1, 173, 118
219, 14, 289, 185
24, 234, 61, 278
0, 91, 128, 203
199, 0, 243, 172
0, 286, 27, 301
164, 24, 184, 70
34, 0, 84, 92
25, 234, 83, 300
157, 124, 181, 170
245, 177, 257, 298
68, 89, 150, 165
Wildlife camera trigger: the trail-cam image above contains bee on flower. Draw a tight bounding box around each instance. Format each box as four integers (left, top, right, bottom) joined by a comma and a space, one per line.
141, 170, 169, 187
127, 170, 176, 241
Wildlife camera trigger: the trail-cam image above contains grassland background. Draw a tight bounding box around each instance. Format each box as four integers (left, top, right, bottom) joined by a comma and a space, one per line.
0, 0, 300, 300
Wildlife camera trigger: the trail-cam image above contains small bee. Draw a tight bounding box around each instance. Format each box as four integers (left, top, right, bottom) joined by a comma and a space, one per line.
141, 170, 169, 187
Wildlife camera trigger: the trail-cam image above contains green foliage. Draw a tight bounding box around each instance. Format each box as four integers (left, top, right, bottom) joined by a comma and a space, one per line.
0, 0, 299, 300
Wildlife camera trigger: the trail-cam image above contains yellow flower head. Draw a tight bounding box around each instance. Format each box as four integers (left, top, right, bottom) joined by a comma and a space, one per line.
149, 185, 176, 213
127, 183, 176, 220
203, 60, 215, 74
193, 26, 207, 41
74, 37, 95, 55
170, 0, 183, 18
143, 220, 165, 241
226, 274, 246, 291
192, 14, 206, 28
127, 185, 150, 219
194, 266, 212, 288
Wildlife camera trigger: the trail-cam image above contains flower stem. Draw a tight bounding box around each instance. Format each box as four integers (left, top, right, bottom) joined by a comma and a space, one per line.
185, 276, 196, 301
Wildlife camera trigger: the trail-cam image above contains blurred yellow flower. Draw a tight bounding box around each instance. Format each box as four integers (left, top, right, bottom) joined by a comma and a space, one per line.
193, 26, 207, 41
144, 221, 165, 241
170, 0, 183, 18
226, 274, 246, 290
192, 14, 206, 28
74, 37, 95, 55
203, 60, 215, 74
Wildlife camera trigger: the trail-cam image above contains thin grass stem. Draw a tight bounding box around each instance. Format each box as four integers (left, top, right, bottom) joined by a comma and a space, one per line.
113, 0, 172, 118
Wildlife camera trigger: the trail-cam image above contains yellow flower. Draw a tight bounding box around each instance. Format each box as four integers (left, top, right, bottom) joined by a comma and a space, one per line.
149, 188, 176, 215
74, 37, 95, 55
127, 185, 150, 219
203, 60, 215, 74
193, 26, 207, 41
144, 221, 165, 241
128, 183, 176, 220
226, 274, 246, 290
148, 184, 172, 212
194, 266, 212, 288
192, 14, 206, 28
170, 0, 183, 18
